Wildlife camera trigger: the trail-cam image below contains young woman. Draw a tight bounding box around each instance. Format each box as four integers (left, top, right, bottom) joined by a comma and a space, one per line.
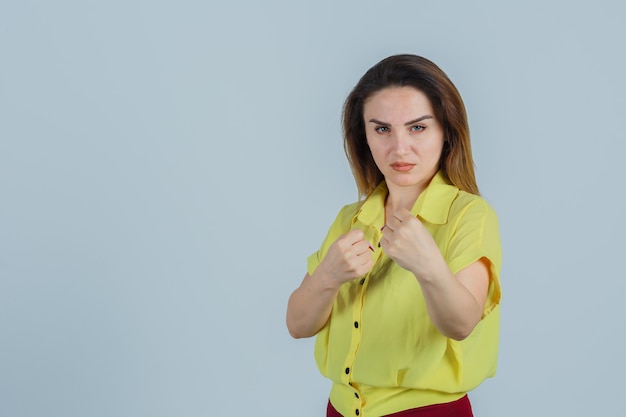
287, 54, 502, 417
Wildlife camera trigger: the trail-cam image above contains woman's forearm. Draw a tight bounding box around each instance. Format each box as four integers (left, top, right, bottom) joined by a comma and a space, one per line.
413, 258, 489, 341
287, 230, 376, 338
286, 272, 340, 339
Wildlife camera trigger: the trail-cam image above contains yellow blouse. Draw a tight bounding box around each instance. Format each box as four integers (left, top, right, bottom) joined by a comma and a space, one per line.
307, 172, 502, 417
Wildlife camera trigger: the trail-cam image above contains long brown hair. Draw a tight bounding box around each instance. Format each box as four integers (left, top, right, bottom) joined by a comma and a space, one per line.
343, 54, 479, 197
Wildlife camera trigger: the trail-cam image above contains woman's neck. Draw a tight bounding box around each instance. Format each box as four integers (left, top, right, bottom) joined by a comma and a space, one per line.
385, 185, 423, 217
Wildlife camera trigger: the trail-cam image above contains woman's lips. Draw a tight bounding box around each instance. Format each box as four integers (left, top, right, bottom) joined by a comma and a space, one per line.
390, 162, 415, 172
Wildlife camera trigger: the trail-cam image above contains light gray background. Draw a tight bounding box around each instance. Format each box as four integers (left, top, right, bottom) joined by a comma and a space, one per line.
1, 1, 625, 416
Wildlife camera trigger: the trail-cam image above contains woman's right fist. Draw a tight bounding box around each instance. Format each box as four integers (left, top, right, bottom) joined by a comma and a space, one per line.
317, 229, 375, 285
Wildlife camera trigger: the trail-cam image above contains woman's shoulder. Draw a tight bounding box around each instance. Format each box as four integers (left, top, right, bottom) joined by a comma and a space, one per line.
332, 200, 362, 225
451, 190, 499, 221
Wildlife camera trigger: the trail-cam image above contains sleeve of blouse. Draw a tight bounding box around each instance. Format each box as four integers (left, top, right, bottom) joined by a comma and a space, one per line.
306, 204, 356, 277
306, 250, 322, 276
447, 198, 502, 317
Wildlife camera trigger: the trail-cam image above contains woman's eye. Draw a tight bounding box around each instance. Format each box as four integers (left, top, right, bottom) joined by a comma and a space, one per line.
411, 125, 425, 132
375, 126, 389, 133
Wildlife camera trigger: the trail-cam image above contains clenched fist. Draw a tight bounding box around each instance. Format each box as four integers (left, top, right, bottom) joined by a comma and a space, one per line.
380, 208, 441, 276
317, 229, 375, 286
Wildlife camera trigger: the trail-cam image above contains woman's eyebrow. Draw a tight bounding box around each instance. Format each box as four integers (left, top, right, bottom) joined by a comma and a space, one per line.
368, 118, 390, 126
404, 115, 433, 125
368, 115, 434, 126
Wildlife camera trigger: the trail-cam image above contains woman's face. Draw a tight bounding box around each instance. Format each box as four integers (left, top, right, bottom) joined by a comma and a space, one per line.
363, 86, 444, 195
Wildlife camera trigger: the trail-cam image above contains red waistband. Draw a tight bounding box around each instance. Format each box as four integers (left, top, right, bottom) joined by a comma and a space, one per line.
326, 394, 473, 417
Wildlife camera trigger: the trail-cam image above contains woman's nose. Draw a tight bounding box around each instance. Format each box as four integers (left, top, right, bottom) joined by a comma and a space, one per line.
391, 132, 410, 155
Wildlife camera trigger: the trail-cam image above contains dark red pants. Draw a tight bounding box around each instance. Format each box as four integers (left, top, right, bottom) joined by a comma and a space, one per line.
326, 394, 473, 417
